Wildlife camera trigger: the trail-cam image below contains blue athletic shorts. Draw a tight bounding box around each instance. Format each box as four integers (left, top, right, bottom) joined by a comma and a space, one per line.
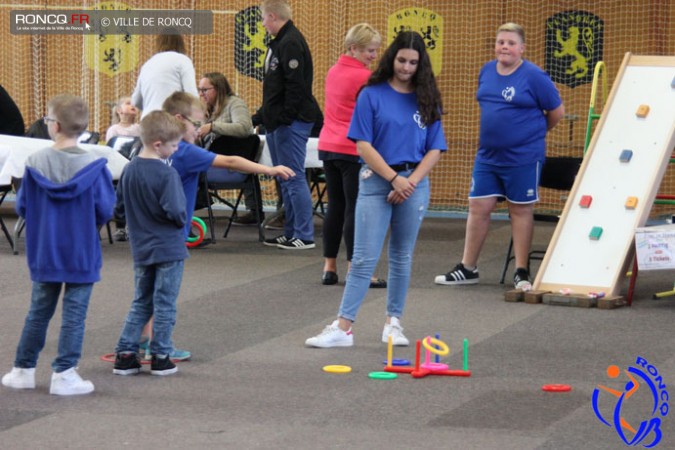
469, 160, 541, 204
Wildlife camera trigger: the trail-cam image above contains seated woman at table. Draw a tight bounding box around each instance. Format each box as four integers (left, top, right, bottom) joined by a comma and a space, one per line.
196, 72, 260, 224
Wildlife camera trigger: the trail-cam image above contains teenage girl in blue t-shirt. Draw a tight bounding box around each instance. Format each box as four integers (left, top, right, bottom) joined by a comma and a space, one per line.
435, 23, 564, 290
306, 31, 447, 348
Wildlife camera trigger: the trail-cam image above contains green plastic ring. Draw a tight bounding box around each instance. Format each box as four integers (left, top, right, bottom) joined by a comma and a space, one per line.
368, 371, 397, 380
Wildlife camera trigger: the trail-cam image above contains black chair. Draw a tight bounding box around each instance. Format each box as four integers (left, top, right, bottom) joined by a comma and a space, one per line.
307, 168, 327, 218
0, 184, 15, 251
106, 136, 138, 152
499, 156, 583, 284
78, 131, 100, 144
203, 135, 264, 242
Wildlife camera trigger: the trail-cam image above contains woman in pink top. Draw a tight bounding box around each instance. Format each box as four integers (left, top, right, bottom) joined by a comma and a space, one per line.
318, 23, 384, 287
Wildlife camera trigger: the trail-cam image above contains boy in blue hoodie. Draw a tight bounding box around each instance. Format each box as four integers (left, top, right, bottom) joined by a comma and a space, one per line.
112, 111, 188, 377
1, 94, 116, 396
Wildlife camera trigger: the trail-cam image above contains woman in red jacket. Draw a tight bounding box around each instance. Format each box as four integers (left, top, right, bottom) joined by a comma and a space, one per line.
318, 23, 385, 288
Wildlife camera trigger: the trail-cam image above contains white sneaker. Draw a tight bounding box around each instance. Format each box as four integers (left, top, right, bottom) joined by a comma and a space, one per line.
382, 317, 409, 346
305, 320, 354, 348
49, 367, 94, 396
2, 367, 36, 389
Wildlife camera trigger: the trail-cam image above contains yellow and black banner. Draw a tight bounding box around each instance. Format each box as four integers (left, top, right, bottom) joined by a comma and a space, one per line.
545, 11, 604, 88
234, 6, 270, 81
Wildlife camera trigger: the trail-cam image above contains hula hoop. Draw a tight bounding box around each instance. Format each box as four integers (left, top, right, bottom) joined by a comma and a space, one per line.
100, 353, 185, 364
422, 336, 449, 356
185, 221, 205, 248
192, 216, 207, 234
186, 217, 207, 243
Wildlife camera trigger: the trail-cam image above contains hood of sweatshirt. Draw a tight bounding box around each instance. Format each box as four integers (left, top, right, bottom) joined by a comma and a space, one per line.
23, 158, 108, 201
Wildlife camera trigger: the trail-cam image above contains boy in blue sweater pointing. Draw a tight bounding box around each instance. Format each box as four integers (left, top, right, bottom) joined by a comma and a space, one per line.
2, 94, 116, 396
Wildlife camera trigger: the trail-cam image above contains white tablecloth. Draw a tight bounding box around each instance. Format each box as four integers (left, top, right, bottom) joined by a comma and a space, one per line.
0, 134, 128, 185
258, 135, 322, 169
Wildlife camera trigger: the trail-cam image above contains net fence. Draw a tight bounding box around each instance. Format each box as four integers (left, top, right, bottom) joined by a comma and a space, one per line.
1, 0, 673, 216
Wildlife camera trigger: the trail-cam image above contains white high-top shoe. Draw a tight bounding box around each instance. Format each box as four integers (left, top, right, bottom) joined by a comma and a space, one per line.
49, 367, 94, 396
2, 367, 36, 389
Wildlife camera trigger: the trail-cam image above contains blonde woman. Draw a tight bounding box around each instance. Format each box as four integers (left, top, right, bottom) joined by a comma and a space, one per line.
317, 23, 386, 288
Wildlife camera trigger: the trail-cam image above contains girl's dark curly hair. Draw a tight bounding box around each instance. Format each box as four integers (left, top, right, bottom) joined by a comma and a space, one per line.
366, 31, 443, 125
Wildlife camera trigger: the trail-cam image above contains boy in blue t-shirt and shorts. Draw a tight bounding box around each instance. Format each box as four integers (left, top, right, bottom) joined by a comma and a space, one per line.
435, 22, 564, 290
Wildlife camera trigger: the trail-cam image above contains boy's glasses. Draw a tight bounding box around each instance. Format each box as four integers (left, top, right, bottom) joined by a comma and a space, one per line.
197, 87, 214, 94
43, 116, 57, 124
182, 115, 203, 128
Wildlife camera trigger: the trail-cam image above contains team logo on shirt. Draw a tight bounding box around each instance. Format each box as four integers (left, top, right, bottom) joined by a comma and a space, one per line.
545, 11, 604, 88
413, 111, 426, 129
234, 6, 271, 81
388, 7, 443, 76
502, 86, 515, 102
84, 1, 139, 77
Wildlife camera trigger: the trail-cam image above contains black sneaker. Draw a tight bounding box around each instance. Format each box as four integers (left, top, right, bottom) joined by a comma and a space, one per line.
113, 352, 141, 376
514, 268, 532, 290
264, 235, 289, 247
434, 263, 479, 285
113, 228, 128, 242
277, 238, 316, 250
150, 355, 177, 376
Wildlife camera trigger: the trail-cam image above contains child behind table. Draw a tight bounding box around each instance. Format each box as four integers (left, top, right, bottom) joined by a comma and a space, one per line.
105, 96, 141, 143
112, 110, 188, 377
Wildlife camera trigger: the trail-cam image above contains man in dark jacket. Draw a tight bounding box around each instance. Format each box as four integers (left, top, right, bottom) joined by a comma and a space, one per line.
256, 0, 321, 250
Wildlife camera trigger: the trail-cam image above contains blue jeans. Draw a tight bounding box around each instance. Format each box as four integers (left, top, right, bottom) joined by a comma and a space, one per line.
267, 121, 314, 241
338, 167, 429, 322
115, 260, 184, 357
14, 282, 94, 373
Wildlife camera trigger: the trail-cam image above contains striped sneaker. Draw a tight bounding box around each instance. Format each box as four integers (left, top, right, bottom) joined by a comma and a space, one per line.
277, 237, 315, 250
514, 268, 532, 291
434, 263, 479, 285
264, 235, 289, 247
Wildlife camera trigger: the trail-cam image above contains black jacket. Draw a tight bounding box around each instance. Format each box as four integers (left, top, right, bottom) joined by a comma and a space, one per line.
255, 20, 321, 132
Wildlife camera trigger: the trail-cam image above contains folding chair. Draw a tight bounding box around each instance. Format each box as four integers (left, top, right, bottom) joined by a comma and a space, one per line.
106, 136, 138, 152
307, 168, 327, 217
0, 184, 15, 251
78, 130, 100, 144
203, 135, 264, 242
499, 156, 583, 283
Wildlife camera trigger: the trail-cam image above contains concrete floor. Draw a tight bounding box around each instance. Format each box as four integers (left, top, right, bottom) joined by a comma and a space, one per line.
0, 211, 674, 449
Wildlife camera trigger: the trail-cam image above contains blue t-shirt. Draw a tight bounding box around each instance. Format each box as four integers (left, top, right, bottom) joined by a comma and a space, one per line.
476, 60, 561, 166
166, 140, 217, 237
348, 82, 447, 165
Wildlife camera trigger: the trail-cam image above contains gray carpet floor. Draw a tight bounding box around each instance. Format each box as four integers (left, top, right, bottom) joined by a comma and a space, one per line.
0, 211, 673, 449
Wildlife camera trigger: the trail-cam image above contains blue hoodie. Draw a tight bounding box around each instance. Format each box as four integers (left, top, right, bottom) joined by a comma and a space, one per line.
16, 158, 116, 283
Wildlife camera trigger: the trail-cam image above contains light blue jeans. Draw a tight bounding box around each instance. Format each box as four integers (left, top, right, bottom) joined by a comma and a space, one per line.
338, 167, 429, 322
115, 260, 184, 357
266, 121, 315, 241
14, 282, 94, 373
